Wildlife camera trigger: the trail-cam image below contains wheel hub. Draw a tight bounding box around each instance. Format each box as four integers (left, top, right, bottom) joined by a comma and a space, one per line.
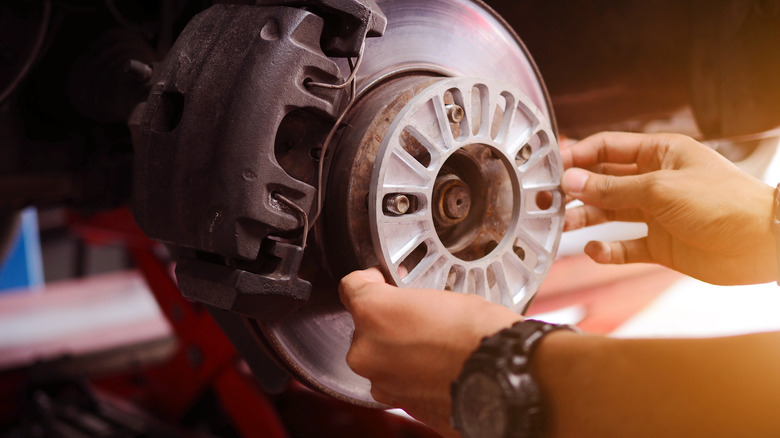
433, 173, 471, 225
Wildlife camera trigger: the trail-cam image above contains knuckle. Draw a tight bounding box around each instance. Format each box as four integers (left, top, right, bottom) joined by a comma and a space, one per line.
340, 270, 358, 286
595, 175, 619, 198
345, 343, 367, 373
644, 174, 668, 200
353, 293, 383, 319
369, 387, 389, 404
349, 298, 370, 322
615, 241, 630, 264
337, 275, 355, 297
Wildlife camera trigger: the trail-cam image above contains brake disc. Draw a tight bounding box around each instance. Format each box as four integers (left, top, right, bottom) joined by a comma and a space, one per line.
257, 0, 563, 407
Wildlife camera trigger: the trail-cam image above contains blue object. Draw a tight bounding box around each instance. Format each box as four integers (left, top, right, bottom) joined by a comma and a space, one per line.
0, 208, 44, 292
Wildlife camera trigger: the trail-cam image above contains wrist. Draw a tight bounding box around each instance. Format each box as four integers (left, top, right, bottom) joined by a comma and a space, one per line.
739, 181, 777, 284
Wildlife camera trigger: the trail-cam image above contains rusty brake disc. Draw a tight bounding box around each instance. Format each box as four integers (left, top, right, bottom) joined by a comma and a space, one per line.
257, 0, 562, 407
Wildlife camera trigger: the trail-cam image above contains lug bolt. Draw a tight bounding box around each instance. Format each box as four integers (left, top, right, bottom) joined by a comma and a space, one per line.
445, 104, 464, 123
384, 194, 410, 216
515, 144, 533, 165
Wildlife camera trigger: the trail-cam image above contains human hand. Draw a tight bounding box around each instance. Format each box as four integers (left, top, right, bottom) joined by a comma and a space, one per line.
338, 267, 522, 437
561, 131, 776, 285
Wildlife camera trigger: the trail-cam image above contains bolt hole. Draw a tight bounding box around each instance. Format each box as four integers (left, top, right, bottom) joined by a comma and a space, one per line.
400, 241, 428, 279
515, 144, 533, 165
513, 245, 526, 260
445, 265, 461, 291
401, 128, 432, 168
535, 191, 554, 210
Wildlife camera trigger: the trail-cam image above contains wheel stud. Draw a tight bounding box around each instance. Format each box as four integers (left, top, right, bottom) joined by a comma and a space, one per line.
445, 104, 464, 123
383, 194, 411, 216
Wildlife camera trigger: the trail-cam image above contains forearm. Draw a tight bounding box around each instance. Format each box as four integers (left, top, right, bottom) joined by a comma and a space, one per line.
533, 331, 780, 437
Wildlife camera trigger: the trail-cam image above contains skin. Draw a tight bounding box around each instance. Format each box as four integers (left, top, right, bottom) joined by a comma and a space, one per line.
339, 132, 780, 437
340, 268, 521, 437
560, 132, 776, 285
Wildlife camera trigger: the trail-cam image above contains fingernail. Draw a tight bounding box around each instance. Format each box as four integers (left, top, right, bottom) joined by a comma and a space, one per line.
563, 169, 589, 194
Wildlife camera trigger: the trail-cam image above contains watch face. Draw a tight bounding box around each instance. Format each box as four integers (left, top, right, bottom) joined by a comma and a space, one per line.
455, 372, 507, 438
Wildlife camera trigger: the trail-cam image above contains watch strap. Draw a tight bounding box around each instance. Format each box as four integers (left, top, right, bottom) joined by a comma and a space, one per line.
452, 319, 579, 438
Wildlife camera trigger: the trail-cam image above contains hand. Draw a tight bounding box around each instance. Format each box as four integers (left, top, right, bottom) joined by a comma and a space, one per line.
561, 131, 776, 285
339, 267, 522, 436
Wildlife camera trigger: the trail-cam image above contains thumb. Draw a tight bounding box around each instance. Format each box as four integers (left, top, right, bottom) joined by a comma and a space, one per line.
562, 168, 647, 210
339, 267, 388, 311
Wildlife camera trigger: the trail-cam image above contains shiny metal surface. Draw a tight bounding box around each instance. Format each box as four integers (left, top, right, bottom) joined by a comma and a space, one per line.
369, 76, 563, 311
259, 0, 557, 407
351, 0, 550, 116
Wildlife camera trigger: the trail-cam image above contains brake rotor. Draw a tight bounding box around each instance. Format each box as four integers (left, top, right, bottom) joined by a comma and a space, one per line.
257, 0, 562, 407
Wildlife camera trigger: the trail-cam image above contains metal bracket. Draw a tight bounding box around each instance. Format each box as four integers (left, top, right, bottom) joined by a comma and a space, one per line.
256, 0, 387, 56
175, 241, 311, 321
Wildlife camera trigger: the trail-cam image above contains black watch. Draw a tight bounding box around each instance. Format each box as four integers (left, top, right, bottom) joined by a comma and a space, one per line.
451, 319, 578, 438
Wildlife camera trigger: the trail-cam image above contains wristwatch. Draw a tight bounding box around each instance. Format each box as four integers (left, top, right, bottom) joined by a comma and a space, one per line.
451, 319, 578, 438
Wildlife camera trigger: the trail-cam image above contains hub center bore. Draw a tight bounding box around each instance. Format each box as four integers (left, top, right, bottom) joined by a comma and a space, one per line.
434, 174, 471, 224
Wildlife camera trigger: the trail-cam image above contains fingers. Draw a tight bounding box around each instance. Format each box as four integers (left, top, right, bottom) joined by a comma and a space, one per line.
560, 131, 686, 171
588, 162, 639, 177
369, 386, 395, 407
562, 168, 649, 210
561, 132, 646, 169
354, 266, 387, 283
584, 238, 653, 265
564, 204, 645, 231
338, 266, 388, 312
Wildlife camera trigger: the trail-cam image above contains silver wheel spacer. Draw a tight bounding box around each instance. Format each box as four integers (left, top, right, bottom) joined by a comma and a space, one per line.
370, 76, 563, 311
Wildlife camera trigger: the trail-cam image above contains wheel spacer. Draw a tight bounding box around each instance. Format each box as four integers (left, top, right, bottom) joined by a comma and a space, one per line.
369, 76, 564, 312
